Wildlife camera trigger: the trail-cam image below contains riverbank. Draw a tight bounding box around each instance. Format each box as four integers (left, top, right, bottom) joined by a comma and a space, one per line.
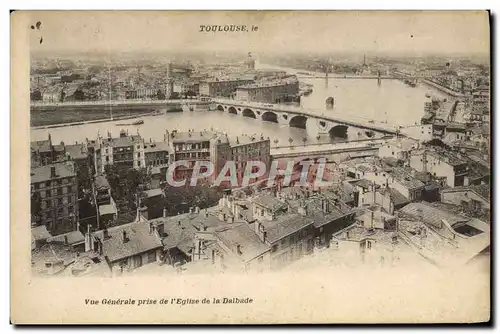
31, 113, 160, 130
421, 79, 465, 98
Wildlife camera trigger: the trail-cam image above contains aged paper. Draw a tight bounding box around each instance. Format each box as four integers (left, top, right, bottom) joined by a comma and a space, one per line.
11, 10, 490, 324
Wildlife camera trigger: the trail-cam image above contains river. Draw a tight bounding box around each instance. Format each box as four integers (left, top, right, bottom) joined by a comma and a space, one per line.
31, 63, 446, 145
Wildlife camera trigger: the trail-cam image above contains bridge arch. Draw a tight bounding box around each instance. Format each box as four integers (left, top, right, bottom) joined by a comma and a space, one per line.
242, 108, 256, 119
228, 106, 237, 115
289, 115, 308, 129
329, 125, 349, 140
216, 105, 224, 111
262, 111, 278, 123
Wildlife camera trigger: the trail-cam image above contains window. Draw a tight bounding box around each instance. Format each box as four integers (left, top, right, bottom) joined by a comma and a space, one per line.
367, 241, 372, 249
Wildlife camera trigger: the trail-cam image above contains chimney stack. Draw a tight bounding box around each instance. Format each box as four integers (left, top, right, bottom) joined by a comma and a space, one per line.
163, 207, 167, 218
122, 231, 128, 243
50, 166, 56, 178
103, 228, 109, 239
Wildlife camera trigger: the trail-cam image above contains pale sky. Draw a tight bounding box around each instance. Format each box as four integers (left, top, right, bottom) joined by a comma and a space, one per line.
26, 11, 490, 56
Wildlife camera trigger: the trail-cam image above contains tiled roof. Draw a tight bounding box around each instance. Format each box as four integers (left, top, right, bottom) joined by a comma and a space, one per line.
32, 225, 52, 241
378, 187, 410, 206
93, 222, 163, 263
259, 214, 314, 243
31, 140, 52, 153
441, 184, 490, 202
65, 144, 88, 160
215, 223, 270, 262
48, 230, 85, 245
390, 167, 425, 190
144, 141, 170, 153
399, 202, 468, 229
252, 194, 287, 212
171, 131, 216, 144
31, 162, 76, 184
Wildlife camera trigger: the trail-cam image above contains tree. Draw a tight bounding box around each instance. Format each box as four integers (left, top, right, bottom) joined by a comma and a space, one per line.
273, 139, 279, 148
302, 137, 307, 146
316, 135, 321, 141
288, 137, 294, 146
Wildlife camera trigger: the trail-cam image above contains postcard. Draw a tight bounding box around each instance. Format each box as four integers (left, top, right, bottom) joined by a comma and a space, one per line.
11, 10, 490, 324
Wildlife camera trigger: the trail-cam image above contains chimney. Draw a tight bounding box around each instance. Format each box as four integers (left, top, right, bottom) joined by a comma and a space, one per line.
298, 201, 308, 216
122, 230, 128, 243
50, 166, 56, 178
204, 209, 209, 218
163, 207, 167, 218
189, 207, 194, 214
322, 199, 330, 213
195, 206, 200, 214
228, 215, 234, 224
64, 235, 68, 245
103, 228, 109, 240
236, 244, 242, 255
149, 222, 154, 234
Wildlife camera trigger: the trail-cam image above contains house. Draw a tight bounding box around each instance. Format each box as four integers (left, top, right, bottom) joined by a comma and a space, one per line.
378, 138, 419, 161
194, 222, 272, 272
443, 123, 467, 145
84, 221, 164, 275
410, 149, 469, 188
375, 186, 410, 214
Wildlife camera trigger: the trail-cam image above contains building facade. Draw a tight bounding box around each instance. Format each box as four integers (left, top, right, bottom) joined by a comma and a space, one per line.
31, 162, 79, 236
235, 77, 300, 104
94, 131, 146, 174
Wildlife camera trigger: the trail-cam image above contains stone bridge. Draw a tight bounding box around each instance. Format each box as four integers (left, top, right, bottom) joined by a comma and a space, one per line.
212, 99, 400, 141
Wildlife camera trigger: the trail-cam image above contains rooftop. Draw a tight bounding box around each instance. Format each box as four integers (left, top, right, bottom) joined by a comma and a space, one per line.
31, 162, 76, 184
441, 184, 490, 202
31, 139, 52, 153
64, 143, 88, 160
215, 223, 270, 262
47, 230, 85, 245
32, 225, 52, 241
93, 221, 163, 263
399, 202, 469, 230
390, 167, 425, 190
144, 141, 170, 153
259, 213, 314, 244
427, 150, 467, 166
170, 131, 216, 144
251, 194, 287, 212
100, 134, 143, 148
378, 186, 410, 206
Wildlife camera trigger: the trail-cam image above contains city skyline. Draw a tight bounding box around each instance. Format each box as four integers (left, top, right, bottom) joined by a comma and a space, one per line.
29, 11, 490, 57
